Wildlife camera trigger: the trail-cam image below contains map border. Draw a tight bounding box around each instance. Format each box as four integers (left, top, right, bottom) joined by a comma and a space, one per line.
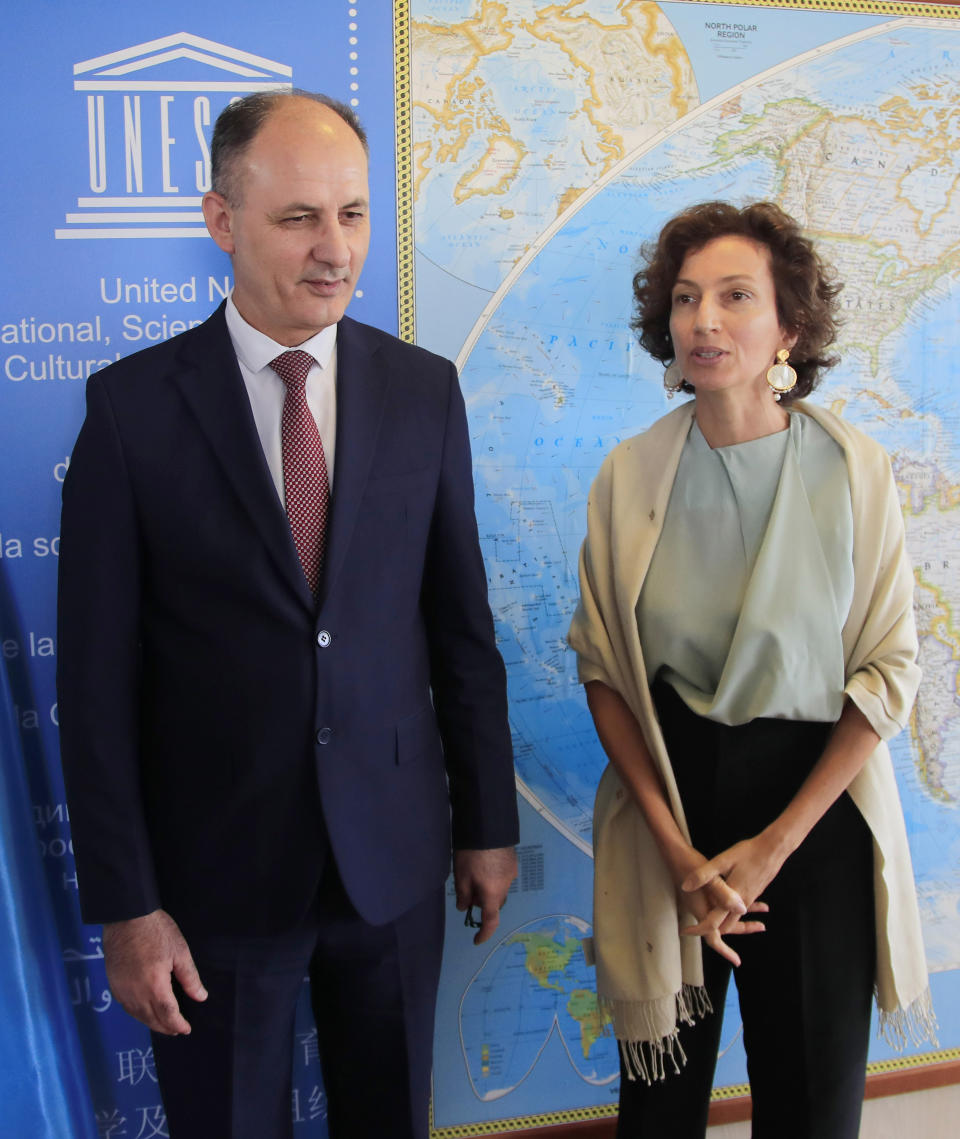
394, 0, 417, 345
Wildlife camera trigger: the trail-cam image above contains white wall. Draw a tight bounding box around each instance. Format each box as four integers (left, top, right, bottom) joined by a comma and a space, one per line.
708, 1083, 960, 1138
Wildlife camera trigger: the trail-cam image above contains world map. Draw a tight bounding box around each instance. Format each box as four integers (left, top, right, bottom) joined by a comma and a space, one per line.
413, 4, 960, 1132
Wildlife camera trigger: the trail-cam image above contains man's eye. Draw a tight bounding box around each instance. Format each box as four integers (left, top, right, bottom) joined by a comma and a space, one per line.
283, 215, 309, 224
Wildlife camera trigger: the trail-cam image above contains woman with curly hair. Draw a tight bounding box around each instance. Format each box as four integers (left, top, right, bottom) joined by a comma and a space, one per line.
568, 201, 934, 1138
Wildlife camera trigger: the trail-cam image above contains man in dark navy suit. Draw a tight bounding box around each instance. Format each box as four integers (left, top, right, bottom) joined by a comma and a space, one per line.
57, 90, 518, 1139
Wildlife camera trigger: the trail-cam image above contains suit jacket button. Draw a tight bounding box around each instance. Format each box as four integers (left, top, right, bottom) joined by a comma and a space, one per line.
317, 630, 332, 648
316, 727, 332, 745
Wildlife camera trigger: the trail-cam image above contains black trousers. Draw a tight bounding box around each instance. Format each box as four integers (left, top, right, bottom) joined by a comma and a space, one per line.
617, 681, 875, 1139
151, 860, 445, 1139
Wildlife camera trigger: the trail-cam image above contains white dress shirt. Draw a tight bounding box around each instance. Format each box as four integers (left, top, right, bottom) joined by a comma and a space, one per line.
224, 295, 338, 499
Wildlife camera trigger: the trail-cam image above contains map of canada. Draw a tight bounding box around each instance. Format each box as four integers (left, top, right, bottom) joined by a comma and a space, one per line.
414, 5, 960, 1130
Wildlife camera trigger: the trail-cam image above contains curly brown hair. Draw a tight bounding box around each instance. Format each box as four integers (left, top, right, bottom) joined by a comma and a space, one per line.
632, 201, 842, 402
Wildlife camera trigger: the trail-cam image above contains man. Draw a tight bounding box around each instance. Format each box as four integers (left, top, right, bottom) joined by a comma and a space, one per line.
57, 91, 518, 1139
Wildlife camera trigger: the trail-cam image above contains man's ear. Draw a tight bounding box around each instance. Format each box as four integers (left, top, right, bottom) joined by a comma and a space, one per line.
202, 192, 236, 254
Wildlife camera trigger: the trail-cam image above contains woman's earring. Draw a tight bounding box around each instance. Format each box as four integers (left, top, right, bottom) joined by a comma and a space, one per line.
766, 348, 797, 401
663, 361, 684, 399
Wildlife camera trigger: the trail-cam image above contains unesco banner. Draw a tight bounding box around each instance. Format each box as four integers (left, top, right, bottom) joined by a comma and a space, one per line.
2, 4, 399, 1136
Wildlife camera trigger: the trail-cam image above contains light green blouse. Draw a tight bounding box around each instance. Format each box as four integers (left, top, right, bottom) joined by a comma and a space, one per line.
636, 412, 854, 725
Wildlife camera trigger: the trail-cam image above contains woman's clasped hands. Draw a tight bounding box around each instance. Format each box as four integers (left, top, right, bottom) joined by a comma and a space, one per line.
673, 829, 792, 966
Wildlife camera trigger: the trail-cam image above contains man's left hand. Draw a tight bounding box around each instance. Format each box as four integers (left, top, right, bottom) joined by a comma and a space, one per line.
453, 847, 518, 945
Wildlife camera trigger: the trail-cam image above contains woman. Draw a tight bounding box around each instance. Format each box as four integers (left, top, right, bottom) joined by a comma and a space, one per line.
568, 202, 935, 1138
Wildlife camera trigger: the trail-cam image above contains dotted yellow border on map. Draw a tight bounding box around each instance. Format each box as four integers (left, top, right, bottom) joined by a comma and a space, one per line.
867, 1046, 960, 1075
687, 0, 960, 17
430, 1101, 619, 1137
394, 0, 416, 344
396, 0, 960, 1133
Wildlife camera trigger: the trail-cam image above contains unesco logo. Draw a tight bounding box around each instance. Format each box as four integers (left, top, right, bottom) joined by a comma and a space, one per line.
55, 32, 292, 241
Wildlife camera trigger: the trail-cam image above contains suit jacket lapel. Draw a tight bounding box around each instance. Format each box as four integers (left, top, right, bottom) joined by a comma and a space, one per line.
171, 306, 314, 611
319, 316, 390, 607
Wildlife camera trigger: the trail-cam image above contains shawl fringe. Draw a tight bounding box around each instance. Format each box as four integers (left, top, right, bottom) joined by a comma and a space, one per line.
601, 985, 712, 1085
877, 986, 939, 1051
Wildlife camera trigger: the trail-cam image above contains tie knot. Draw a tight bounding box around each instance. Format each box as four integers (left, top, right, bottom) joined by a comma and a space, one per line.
270, 350, 315, 389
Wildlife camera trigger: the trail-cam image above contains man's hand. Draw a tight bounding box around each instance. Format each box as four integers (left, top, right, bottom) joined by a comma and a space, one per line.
103, 909, 207, 1035
453, 847, 518, 945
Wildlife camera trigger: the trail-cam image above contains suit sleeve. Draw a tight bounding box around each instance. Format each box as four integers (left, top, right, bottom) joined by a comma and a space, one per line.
57, 373, 161, 924
421, 364, 519, 851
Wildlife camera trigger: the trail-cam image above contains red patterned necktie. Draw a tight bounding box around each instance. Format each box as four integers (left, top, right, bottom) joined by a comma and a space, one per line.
269, 350, 330, 596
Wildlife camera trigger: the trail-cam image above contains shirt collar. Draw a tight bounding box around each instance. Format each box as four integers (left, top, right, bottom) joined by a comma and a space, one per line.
225, 294, 338, 374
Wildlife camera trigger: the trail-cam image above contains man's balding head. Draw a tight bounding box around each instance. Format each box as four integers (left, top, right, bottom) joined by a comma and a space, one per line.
210, 90, 368, 206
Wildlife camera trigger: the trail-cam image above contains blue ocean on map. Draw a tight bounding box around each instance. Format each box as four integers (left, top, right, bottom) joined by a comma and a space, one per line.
895, 282, 960, 475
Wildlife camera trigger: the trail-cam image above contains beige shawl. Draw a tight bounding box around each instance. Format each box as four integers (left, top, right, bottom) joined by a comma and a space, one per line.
568, 400, 936, 1081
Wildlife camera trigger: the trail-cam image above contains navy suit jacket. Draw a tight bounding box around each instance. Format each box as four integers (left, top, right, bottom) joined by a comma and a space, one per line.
57, 305, 517, 935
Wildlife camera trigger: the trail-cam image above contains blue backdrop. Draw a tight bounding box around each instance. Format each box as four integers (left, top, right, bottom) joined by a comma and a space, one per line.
1, 3, 399, 1134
